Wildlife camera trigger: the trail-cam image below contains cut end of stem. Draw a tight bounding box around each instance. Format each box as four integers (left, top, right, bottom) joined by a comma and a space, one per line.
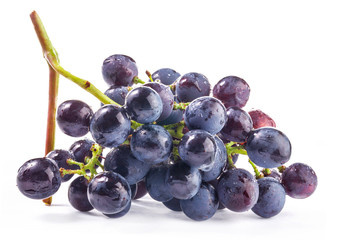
42, 196, 52, 206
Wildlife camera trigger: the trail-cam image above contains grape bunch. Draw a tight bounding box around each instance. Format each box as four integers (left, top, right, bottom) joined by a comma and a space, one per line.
17, 53, 318, 221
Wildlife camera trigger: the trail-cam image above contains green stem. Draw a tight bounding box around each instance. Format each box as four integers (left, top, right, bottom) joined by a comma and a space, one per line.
164, 121, 185, 139
277, 165, 286, 173
173, 102, 190, 110
133, 76, 146, 84
146, 70, 153, 82
225, 142, 248, 170
249, 159, 264, 179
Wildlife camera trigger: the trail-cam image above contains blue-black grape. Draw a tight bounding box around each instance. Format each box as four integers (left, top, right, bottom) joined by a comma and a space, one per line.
102, 54, 138, 87
103, 86, 128, 106
68, 176, 93, 212
151, 68, 180, 85
125, 86, 163, 124
180, 183, 219, 221
90, 104, 131, 148
248, 109, 276, 129
184, 96, 227, 135
178, 130, 216, 171
219, 106, 253, 143
87, 171, 131, 214
217, 168, 259, 212
281, 163, 317, 199
104, 201, 131, 218
56, 100, 93, 137
133, 180, 147, 200
166, 161, 202, 200
46, 149, 77, 182
213, 76, 250, 108
251, 177, 286, 218
69, 139, 102, 168
145, 165, 173, 202
201, 136, 227, 182
246, 127, 291, 168
17, 158, 62, 200
144, 82, 174, 121
162, 198, 182, 212
130, 124, 173, 164
156, 108, 184, 126
176, 72, 210, 102
104, 145, 151, 185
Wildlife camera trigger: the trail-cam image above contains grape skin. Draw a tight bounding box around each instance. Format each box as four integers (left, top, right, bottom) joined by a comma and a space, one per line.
151, 68, 180, 85
162, 198, 182, 212
68, 176, 93, 212
248, 109, 276, 129
46, 149, 77, 182
145, 165, 173, 202
103, 86, 128, 106
176, 72, 211, 102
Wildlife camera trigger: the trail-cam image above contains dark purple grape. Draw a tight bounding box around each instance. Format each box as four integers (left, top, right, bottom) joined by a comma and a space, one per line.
219, 106, 253, 143
184, 96, 227, 135
162, 198, 182, 212
246, 127, 291, 168
144, 82, 174, 121
217, 168, 259, 212
90, 104, 131, 148
151, 68, 180, 85
180, 183, 219, 221
130, 124, 173, 164
213, 76, 250, 108
69, 139, 97, 164
175, 72, 210, 102
17, 158, 61, 200
248, 109, 276, 129
281, 163, 317, 199
145, 165, 173, 202
130, 184, 138, 199
56, 100, 93, 137
68, 176, 93, 212
133, 180, 147, 200
166, 161, 202, 200
178, 130, 216, 171
156, 108, 184, 126
251, 177, 286, 218
207, 179, 225, 210
201, 136, 227, 182
87, 171, 131, 214
46, 149, 77, 182
102, 54, 138, 87
125, 86, 163, 124
103, 86, 128, 106
104, 145, 151, 185
103, 201, 131, 218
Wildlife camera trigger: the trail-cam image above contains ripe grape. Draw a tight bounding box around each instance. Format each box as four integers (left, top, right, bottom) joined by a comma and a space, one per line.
103, 201, 131, 218
87, 171, 131, 214
184, 96, 227, 135
90, 104, 131, 148
103, 86, 128, 106
17, 158, 61, 200
125, 86, 163, 124
248, 109, 276, 129
162, 198, 182, 212
151, 68, 180, 85
176, 72, 210, 102
102, 54, 138, 86
133, 180, 147, 200
46, 149, 77, 182
68, 176, 93, 212
246, 127, 291, 168
281, 163, 317, 199
145, 165, 173, 202
213, 76, 250, 108
56, 100, 93, 137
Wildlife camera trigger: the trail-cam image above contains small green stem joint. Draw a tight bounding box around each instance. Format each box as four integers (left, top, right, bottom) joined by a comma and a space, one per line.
173, 102, 190, 110
249, 159, 264, 179
133, 76, 146, 84
60, 143, 103, 181
164, 121, 185, 140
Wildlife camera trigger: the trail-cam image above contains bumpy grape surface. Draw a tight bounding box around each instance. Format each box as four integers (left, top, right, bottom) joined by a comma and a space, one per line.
176, 72, 210, 102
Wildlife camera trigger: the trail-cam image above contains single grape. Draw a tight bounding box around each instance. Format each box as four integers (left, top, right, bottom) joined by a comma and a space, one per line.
87, 171, 131, 214
104, 145, 151, 185
180, 183, 219, 221
104, 201, 131, 218
166, 161, 202, 200
176, 72, 210, 102
151, 68, 180, 85
90, 104, 131, 148
246, 127, 291, 168
251, 177, 286, 218
248, 109, 276, 129
201, 136, 227, 182
56, 100, 93, 137
133, 180, 148, 200
281, 163, 317, 199
178, 130, 216, 171
125, 86, 163, 124
69, 139, 102, 167
207, 179, 225, 210
144, 82, 174, 121
102, 54, 138, 86
156, 108, 184, 125
130, 124, 173, 164
103, 86, 128, 106
217, 168, 259, 212
17, 158, 61, 200
68, 176, 93, 212
162, 198, 182, 212
145, 165, 173, 202
46, 149, 77, 182
184, 96, 227, 135
219, 106, 253, 143
213, 76, 250, 108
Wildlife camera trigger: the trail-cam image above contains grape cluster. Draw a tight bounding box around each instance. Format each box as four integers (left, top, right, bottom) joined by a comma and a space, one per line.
17, 54, 318, 221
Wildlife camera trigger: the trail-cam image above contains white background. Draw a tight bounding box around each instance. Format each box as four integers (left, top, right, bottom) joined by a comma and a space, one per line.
0, 0, 339, 239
